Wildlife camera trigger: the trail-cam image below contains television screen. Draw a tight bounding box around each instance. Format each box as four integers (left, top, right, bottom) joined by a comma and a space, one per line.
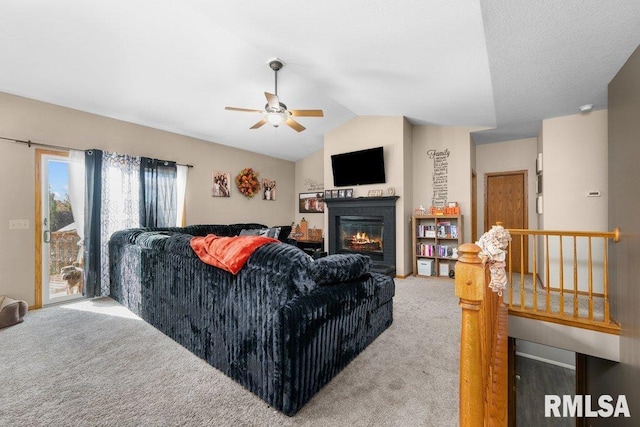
331, 146, 386, 187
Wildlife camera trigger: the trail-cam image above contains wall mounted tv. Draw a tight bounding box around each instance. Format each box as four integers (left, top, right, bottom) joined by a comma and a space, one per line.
331, 146, 386, 187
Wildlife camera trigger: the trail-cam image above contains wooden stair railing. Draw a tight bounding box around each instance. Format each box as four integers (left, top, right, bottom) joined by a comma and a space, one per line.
456, 243, 508, 427
505, 228, 620, 334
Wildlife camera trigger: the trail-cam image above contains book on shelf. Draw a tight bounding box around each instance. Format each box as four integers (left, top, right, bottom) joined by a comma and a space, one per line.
416, 224, 436, 238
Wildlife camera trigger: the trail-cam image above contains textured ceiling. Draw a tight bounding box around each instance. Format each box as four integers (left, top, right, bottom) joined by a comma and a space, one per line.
1, 1, 639, 160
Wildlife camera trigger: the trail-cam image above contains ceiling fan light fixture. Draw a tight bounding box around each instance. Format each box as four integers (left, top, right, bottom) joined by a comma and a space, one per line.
266, 112, 287, 127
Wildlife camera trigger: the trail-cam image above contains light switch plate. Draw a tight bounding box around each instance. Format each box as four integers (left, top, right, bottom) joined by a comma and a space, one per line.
9, 219, 29, 229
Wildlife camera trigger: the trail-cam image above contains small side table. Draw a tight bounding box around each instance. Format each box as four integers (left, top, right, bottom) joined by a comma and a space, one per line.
295, 239, 326, 259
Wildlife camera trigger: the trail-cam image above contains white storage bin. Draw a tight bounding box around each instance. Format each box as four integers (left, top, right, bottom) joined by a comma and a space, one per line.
417, 259, 434, 276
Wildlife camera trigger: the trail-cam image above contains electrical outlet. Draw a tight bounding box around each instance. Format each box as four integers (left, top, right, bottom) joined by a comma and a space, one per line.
9, 219, 29, 229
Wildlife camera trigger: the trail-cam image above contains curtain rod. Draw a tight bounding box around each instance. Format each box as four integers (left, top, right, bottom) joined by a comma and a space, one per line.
0, 135, 194, 168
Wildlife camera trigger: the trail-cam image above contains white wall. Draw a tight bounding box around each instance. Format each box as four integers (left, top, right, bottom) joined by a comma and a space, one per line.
541, 110, 608, 231
412, 125, 479, 244
540, 110, 608, 292
0, 92, 295, 306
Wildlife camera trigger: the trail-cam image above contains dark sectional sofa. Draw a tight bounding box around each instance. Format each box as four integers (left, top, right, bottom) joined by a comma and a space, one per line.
109, 223, 394, 416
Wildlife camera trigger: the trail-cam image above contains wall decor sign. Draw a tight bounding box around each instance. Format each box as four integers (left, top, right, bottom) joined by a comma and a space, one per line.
304, 178, 324, 192
211, 171, 231, 197
299, 192, 325, 213
428, 148, 450, 207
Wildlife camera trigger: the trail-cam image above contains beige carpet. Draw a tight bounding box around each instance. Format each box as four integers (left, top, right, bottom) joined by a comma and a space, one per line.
505, 273, 605, 321
0, 276, 460, 427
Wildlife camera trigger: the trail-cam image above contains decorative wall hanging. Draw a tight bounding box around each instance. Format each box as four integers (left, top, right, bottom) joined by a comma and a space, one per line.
262, 178, 276, 200
299, 192, 325, 213
235, 168, 260, 198
428, 148, 450, 207
212, 171, 231, 197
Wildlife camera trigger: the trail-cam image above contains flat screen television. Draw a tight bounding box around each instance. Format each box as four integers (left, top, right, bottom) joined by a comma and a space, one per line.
331, 146, 386, 187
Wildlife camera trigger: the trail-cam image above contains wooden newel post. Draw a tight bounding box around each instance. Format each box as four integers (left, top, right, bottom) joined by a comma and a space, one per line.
455, 242, 486, 427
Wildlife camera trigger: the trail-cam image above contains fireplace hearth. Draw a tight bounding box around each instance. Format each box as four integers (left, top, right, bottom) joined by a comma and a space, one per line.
325, 196, 399, 276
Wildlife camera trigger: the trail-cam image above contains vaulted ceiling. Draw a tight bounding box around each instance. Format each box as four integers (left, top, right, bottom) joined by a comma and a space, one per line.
1, 1, 639, 161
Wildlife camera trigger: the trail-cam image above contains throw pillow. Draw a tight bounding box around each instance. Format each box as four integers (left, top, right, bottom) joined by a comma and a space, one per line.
240, 227, 281, 239
310, 253, 372, 286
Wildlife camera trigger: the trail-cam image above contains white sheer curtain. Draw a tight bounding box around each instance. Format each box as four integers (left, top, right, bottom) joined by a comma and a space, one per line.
99, 151, 141, 295
176, 164, 188, 226
67, 150, 85, 264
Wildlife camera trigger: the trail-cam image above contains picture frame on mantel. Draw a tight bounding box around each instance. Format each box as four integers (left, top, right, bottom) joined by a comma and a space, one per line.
367, 189, 383, 197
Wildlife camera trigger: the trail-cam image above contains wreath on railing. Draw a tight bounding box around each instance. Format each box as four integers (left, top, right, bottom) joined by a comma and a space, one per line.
235, 168, 260, 198
476, 224, 512, 296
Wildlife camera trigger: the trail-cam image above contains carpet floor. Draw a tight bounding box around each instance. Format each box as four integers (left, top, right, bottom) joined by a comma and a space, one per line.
505, 273, 605, 321
0, 276, 460, 427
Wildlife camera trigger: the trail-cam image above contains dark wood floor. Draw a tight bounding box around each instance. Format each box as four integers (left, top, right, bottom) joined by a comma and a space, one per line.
515, 355, 575, 426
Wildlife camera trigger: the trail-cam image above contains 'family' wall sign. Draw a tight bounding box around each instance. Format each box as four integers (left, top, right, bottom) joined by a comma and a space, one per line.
428, 148, 450, 207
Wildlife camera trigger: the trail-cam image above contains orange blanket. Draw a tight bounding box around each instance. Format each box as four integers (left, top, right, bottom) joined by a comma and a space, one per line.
190, 234, 280, 275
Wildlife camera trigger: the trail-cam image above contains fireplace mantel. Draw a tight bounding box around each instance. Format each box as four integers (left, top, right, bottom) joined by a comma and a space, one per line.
325, 196, 399, 276
324, 195, 399, 209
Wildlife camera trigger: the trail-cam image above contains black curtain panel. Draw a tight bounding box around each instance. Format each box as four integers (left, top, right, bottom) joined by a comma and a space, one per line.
83, 149, 103, 298
140, 158, 177, 228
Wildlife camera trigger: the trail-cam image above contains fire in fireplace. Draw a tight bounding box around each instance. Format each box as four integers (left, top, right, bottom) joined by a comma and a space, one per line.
339, 216, 383, 254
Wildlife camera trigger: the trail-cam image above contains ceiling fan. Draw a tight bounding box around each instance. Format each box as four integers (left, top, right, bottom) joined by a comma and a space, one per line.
225, 58, 324, 132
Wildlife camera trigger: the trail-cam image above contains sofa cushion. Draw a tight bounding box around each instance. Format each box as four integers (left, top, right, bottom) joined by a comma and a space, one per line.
134, 231, 174, 249
239, 227, 281, 239
310, 254, 372, 286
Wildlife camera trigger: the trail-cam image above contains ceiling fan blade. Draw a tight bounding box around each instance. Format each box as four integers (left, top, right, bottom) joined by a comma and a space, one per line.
250, 118, 268, 129
289, 109, 324, 117
264, 92, 280, 109
225, 107, 263, 113
285, 117, 306, 132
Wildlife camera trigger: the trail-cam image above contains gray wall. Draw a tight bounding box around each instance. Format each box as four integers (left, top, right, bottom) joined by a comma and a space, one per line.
586, 44, 640, 425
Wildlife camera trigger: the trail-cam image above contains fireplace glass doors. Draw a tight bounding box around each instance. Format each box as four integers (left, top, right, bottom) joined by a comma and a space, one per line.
338, 215, 383, 257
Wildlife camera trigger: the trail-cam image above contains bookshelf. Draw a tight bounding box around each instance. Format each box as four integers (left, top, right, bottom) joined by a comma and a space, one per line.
412, 214, 463, 277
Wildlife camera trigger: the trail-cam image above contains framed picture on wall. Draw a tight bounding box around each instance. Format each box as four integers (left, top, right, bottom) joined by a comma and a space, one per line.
211, 171, 231, 197
536, 174, 543, 194
262, 178, 276, 200
536, 196, 543, 214
299, 192, 325, 213
536, 153, 543, 174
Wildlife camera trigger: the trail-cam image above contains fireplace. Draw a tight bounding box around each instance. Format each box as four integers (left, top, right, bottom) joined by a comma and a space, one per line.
338, 216, 384, 255
325, 196, 398, 276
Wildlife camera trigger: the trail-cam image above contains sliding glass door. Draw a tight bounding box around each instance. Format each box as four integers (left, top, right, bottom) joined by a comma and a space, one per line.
37, 150, 83, 306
